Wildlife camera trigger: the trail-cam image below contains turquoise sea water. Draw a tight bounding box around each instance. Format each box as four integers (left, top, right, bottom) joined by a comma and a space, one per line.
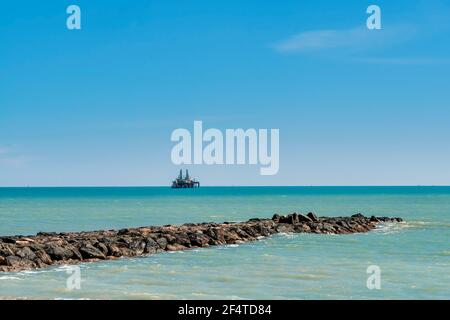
0, 187, 449, 299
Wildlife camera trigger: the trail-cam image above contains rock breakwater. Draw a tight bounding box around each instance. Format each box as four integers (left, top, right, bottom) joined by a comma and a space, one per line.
0, 213, 402, 272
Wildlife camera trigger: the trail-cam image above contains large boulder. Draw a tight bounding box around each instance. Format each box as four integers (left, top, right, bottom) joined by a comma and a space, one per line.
79, 244, 106, 259
128, 239, 146, 254
307, 212, 319, 222
174, 232, 192, 247
94, 242, 109, 256
44, 243, 74, 261
156, 237, 168, 250
278, 214, 299, 224
166, 244, 187, 251
297, 214, 313, 223
0, 244, 15, 257
34, 250, 53, 264
204, 227, 225, 243
144, 238, 159, 254
188, 232, 210, 247
5, 256, 36, 270
15, 247, 37, 261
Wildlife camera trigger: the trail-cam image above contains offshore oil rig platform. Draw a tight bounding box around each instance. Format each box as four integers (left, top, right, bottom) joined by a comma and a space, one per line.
171, 169, 200, 188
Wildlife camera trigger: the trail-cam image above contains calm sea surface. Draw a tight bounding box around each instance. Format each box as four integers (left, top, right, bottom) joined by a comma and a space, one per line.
0, 187, 449, 299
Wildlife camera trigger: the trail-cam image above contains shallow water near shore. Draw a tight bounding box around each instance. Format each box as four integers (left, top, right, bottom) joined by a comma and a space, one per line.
0, 186, 449, 299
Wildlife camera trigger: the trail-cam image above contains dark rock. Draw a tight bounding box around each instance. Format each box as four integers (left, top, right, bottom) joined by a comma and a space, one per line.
205, 227, 225, 244
144, 238, 159, 254
106, 243, 123, 257
94, 242, 109, 256
128, 239, 146, 255
294, 224, 311, 233
34, 250, 52, 264
320, 223, 335, 233
1, 237, 17, 244
6, 256, 36, 269
156, 237, 168, 250
188, 233, 210, 247
307, 212, 319, 222
0, 244, 15, 257
15, 247, 37, 261
45, 243, 74, 261
297, 214, 313, 222
232, 227, 251, 239
279, 214, 298, 224
174, 233, 192, 247
69, 246, 83, 260
162, 233, 177, 244
79, 244, 106, 259
224, 230, 241, 243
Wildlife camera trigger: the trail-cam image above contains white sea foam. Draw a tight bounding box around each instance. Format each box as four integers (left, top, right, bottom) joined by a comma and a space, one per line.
0, 276, 22, 280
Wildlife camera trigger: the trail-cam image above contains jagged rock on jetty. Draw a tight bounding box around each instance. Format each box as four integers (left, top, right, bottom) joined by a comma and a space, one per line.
0, 213, 403, 272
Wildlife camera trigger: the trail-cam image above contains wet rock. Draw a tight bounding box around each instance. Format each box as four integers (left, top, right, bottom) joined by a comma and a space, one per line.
79, 244, 106, 259
278, 214, 298, 224
1, 237, 17, 244
188, 233, 210, 247
162, 233, 177, 244
206, 227, 225, 243
106, 243, 123, 257
6, 256, 36, 270
156, 237, 168, 250
144, 238, 159, 254
129, 239, 146, 254
45, 243, 74, 261
0, 244, 15, 257
94, 242, 109, 256
34, 250, 52, 264
174, 233, 192, 247
294, 224, 311, 233
69, 246, 83, 260
321, 223, 335, 233
166, 244, 187, 251
276, 224, 295, 233
15, 247, 37, 261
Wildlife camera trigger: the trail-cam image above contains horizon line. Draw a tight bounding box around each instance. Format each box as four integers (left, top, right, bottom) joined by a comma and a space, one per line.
0, 185, 449, 188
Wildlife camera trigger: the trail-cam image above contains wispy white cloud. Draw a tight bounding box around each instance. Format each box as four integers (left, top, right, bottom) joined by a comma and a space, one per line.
272, 25, 415, 54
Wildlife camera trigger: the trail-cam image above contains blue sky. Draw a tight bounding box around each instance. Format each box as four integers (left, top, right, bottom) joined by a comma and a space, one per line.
1, 0, 450, 186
